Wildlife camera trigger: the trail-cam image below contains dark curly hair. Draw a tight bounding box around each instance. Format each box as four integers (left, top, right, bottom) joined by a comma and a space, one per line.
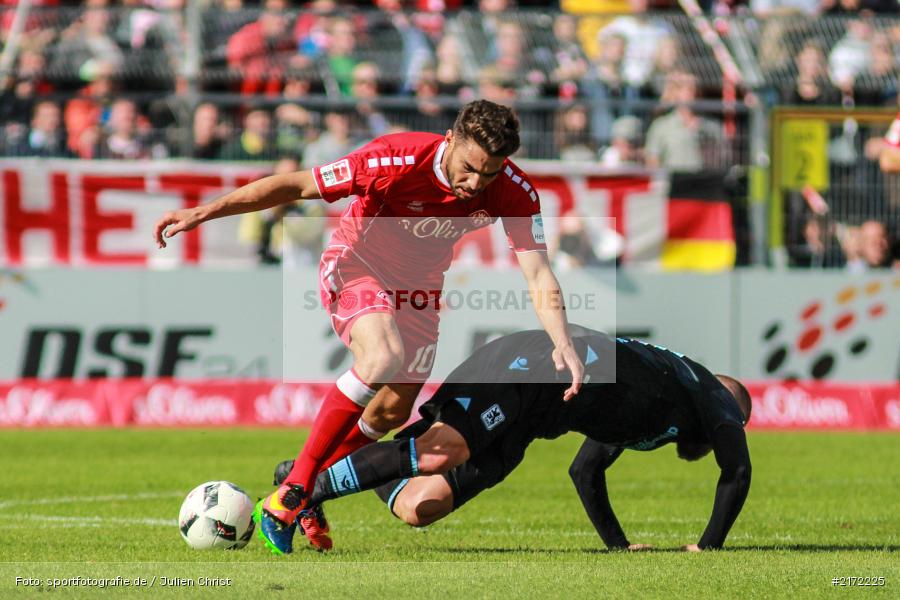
452, 100, 520, 158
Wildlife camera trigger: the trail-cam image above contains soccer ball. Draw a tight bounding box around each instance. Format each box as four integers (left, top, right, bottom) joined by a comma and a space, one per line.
178, 481, 255, 550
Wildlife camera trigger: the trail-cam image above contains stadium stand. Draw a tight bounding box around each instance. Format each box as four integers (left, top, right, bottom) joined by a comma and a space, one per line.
0, 0, 897, 267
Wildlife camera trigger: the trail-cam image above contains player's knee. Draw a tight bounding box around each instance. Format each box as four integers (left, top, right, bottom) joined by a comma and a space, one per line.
408, 502, 449, 527
395, 490, 451, 527
356, 347, 405, 383
392, 498, 417, 526
392, 494, 423, 526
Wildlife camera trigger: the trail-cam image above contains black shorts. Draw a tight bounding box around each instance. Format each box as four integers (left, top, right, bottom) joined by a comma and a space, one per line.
388, 382, 539, 510
420, 382, 531, 457
380, 418, 532, 511
442, 428, 531, 509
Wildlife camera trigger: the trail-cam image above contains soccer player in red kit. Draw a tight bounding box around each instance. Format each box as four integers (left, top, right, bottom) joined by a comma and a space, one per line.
153, 100, 584, 554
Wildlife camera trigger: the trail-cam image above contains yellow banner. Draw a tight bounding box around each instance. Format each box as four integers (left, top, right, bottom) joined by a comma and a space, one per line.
780, 120, 829, 191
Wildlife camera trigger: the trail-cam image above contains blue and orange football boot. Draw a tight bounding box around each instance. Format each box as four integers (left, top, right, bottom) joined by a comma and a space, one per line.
271, 459, 334, 552
252, 483, 308, 555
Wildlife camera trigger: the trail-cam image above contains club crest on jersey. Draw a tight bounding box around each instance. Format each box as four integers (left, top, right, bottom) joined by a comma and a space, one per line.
320, 159, 351, 188
481, 404, 505, 431
469, 209, 492, 227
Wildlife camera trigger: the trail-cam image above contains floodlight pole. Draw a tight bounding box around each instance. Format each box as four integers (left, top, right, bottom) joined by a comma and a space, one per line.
677, 0, 774, 266
0, 0, 34, 81
182, 0, 203, 157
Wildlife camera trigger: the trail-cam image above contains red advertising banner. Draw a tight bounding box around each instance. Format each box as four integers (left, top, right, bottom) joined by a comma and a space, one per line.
745, 382, 900, 430
0, 159, 732, 269
1, 379, 896, 430
0, 160, 270, 267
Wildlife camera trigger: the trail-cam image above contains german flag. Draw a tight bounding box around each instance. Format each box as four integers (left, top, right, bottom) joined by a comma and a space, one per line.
660, 171, 735, 272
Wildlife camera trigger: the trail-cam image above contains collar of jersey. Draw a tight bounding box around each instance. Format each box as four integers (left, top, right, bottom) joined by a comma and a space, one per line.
432, 141, 452, 190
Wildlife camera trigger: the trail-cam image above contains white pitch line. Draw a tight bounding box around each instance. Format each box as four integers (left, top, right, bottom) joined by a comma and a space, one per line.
0, 514, 176, 527
0, 492, 184, 510
0, 513, 662, 538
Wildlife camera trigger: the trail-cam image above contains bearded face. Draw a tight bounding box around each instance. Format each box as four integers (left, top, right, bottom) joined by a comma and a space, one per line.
443, 133, 505, 201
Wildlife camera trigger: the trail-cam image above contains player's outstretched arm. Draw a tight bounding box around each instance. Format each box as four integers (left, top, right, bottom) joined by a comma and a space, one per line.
154, 170, 322, 248
568, 438, 635, 550
696, 425, 752, 550
515, 250, 584, 400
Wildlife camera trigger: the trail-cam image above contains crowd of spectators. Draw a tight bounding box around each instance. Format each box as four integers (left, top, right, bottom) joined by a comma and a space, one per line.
789, 215, 897, 270
0, 1, 898, 268
756, 3, 900, 107
1, 1, 897, 165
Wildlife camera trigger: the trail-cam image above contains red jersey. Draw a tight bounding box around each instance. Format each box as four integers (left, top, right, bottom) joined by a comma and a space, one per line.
311, 132, 545, 285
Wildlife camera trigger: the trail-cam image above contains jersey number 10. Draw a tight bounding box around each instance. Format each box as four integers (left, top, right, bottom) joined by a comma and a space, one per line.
407, 343, 437, 374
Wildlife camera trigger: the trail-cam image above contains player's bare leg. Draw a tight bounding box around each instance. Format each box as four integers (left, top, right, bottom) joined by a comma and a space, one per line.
363, 382, 426, 433
410, 422, 471, 474
257, 312, 409, 553
284, 312, 406, 490
308, 421, 471, 509
320, 382, 425, 471
268, 422, 468, 551
389, 476, 455, 527
299, 382, 424, 551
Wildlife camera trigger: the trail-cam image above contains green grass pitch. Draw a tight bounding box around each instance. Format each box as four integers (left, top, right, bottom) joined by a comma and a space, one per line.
1, 429, 897, 598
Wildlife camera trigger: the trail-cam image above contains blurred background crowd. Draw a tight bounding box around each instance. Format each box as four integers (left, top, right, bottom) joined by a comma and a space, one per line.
0, 0, 898, 267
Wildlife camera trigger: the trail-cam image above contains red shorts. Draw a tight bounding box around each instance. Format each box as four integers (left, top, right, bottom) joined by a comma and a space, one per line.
318, 245, 441, 383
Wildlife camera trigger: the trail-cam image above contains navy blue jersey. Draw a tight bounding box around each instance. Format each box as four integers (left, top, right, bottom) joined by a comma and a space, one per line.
434, 325, 743, 448
561, 334, 745, 450
416, 325, 749, 550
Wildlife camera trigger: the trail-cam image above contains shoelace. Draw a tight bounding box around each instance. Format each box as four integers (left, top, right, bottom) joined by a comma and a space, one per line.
299, 505, 327, 525
280, 484, 307, 511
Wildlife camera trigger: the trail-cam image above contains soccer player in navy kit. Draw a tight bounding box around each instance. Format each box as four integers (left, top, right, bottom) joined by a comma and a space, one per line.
277, 325, 752, 551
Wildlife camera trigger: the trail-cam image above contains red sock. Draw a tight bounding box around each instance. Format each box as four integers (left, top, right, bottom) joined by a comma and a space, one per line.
285, 369, 376, 492
320, 420, 384, 471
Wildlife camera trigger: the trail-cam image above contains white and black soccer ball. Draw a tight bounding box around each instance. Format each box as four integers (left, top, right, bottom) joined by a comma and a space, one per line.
178, 481, 255, 550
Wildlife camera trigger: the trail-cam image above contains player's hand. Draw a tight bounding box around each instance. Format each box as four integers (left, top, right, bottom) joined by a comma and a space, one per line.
681, 544, 702, 552
154, 208, 204, 248
627, 544, 653, 552
552, 343, 584, 401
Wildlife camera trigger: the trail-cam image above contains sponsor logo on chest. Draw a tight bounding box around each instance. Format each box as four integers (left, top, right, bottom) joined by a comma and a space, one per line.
399, 217, 470, 240
625, 426, 679, 451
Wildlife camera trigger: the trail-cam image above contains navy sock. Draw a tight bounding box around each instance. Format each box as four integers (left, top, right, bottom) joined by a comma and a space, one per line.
310, 438, 418, 504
